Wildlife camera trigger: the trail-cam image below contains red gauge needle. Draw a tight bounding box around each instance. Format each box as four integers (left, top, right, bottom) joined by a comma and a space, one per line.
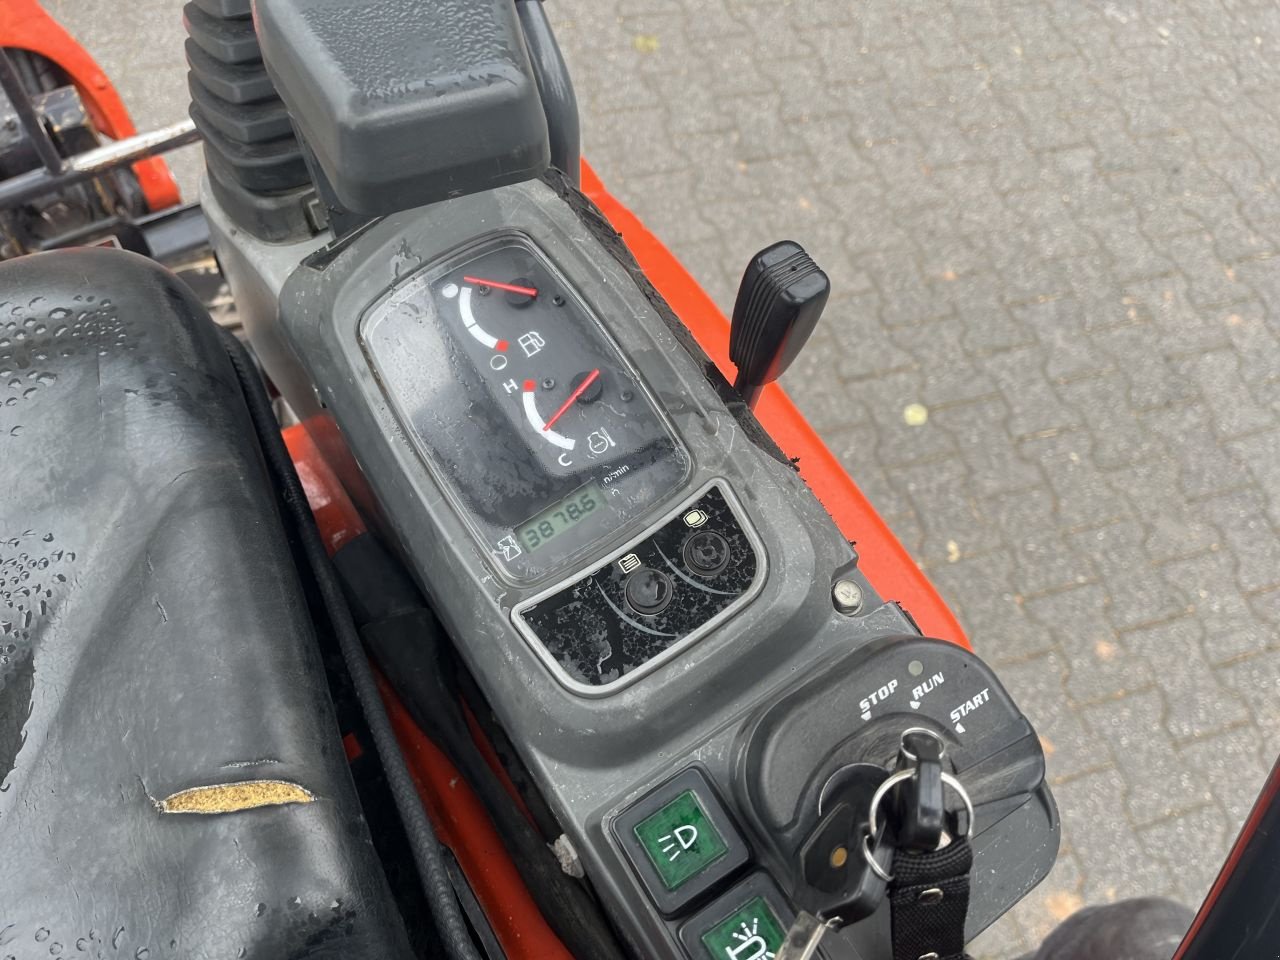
463, 276, 538, 297
543, 369, 601, 431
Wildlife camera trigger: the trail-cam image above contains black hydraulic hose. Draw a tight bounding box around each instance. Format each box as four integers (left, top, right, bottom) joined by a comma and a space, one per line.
333, 534, 629, 960
516, 0, 581, 185
218, 329, 482, 960
368, 614, 629, 960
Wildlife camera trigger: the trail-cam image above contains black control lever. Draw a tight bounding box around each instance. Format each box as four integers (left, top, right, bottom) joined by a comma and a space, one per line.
729, 240, 829, 408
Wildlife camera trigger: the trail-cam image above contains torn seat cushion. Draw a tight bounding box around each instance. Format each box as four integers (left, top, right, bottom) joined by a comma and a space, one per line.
0, 249, 410, 959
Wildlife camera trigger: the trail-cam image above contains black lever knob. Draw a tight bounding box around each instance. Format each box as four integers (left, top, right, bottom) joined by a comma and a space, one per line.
893, 731, 946, 851
729, 241, 830, 408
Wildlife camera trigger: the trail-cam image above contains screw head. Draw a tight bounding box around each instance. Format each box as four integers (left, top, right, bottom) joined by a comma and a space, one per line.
832, 579, 863, 615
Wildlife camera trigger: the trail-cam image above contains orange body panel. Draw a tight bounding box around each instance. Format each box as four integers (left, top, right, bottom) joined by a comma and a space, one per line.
284, 422, 368, 554
580, 162, 968, 649
0, 0, 182, 211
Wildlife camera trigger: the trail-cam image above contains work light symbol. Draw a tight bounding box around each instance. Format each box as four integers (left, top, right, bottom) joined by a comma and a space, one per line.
658, 824, 699, 861
728, 917, 774, 960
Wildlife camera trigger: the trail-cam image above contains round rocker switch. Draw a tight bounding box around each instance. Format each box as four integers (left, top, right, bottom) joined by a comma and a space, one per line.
683, 531, 731, 577
625, 567, 673, 616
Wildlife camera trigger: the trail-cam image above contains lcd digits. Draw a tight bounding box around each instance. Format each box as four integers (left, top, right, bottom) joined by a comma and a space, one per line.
518, 482, 607, 551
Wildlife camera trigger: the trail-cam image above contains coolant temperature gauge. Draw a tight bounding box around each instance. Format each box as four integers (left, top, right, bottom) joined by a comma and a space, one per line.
361, 235, 690, 581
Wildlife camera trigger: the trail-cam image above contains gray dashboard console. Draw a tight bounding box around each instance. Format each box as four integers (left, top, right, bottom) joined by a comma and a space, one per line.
254, 0, 549, 215
244, 176, 1059, 958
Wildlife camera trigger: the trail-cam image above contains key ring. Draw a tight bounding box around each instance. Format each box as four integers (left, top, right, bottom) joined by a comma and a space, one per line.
861, 832, 897, 883
860, 768, 976, 883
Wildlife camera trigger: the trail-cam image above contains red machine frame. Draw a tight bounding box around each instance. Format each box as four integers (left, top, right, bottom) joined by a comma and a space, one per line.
0, 0, 182, 212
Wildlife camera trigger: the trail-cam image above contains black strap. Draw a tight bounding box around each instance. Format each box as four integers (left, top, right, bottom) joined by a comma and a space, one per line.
889, 838, 974, 960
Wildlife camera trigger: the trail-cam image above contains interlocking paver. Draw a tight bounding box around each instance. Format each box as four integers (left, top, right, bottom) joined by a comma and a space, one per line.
1052, 767, 1178, 905
1023, 585, 1154, 705
1082, 689, 1216, 826
1136, 805, 1227, 909
1179, 725, 1273, 826
932, 398, 1043, 499
49, 1, 1280, 956
996, 653, 1102, 784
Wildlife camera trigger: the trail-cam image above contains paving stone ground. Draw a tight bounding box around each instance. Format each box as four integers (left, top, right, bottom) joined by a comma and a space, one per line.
47, 1, 1280, 956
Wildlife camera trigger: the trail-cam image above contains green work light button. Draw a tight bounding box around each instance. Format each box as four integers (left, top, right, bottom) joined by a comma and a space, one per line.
699, 896, 787, 960
632, 789, 729, 890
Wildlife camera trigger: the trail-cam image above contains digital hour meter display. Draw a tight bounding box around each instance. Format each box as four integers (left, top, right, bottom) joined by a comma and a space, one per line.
361, 235, 690, 581
517, 482, 607, 552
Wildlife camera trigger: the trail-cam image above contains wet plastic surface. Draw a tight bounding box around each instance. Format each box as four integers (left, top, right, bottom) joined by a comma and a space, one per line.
267, 176, 1021, 958
255, 0, 549, 214
360, 234, 689, 582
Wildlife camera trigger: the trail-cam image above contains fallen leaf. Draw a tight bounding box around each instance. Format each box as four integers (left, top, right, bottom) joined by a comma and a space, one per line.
156, 780, 314, 815
633, 34, 660, 54
903, 403, 929, 426
1045, 889, 1084, 921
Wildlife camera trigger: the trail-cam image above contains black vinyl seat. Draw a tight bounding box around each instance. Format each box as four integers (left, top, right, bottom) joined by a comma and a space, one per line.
0, 249, 410, 959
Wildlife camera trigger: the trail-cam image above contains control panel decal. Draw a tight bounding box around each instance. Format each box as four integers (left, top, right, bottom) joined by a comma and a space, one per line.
950, 687, 991, 734
909, 670, 946, 710
655, 542, 737, 596
594, 583, 677, 638
521, 380, 576, 449
857, 678, 899, 722
514, 484, 763, 695
452, 283, 506, 351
